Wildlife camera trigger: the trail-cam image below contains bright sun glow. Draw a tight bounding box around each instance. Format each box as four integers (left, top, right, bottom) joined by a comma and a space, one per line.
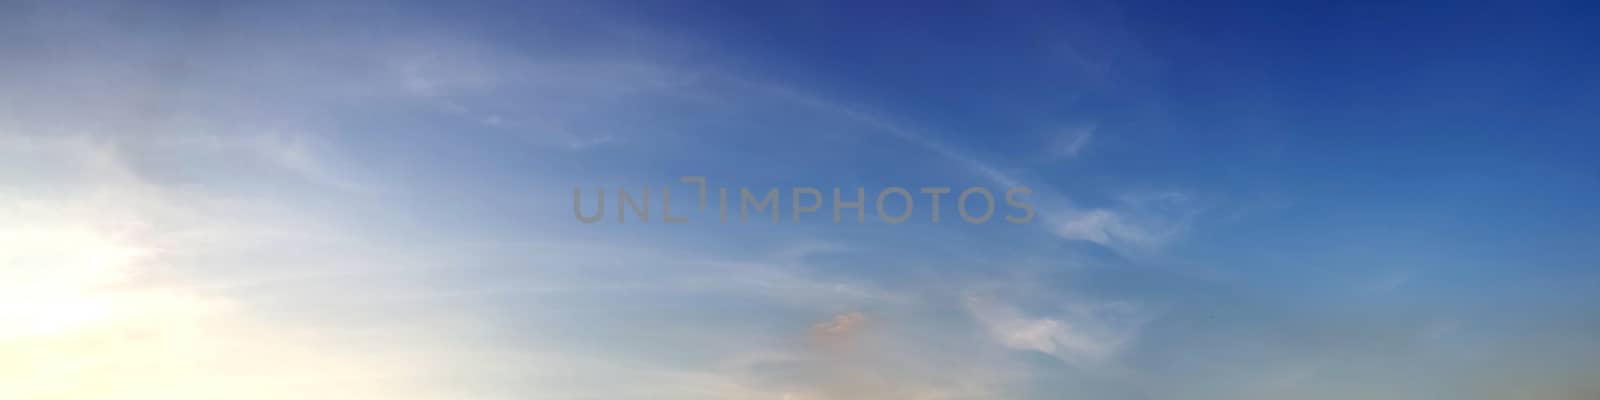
0, 225, 145, 339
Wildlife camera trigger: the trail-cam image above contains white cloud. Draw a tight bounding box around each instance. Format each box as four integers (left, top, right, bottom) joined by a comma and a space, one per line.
1041, 190, 1195, 256
1053, 124, 1096, 159
964, 294, 1142, 367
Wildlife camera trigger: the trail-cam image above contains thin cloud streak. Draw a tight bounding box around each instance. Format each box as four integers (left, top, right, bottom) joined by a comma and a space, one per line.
742, 80, 1193, 254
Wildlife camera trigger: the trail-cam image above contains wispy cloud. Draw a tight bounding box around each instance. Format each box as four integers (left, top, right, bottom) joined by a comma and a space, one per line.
745, 81, 1194, 255
810, 311, 868, 337
964, 293, 1143, 368
1053, 123, 1097, 159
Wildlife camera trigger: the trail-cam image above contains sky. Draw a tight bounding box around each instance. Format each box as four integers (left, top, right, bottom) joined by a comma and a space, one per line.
2, 0, 1599, 399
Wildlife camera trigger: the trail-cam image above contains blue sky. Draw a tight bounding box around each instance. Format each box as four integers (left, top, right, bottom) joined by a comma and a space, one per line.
3, 0, 1599, 399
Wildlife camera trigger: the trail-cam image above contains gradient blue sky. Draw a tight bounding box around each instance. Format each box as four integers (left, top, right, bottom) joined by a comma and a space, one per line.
3, 0, 1599, 399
